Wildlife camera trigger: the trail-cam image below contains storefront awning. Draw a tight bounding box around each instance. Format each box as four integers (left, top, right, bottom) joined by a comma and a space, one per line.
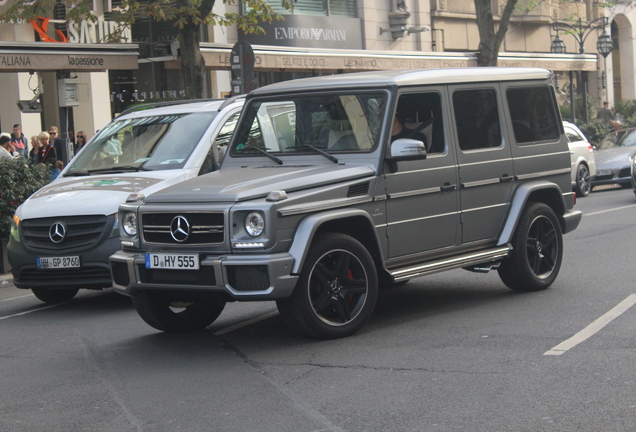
174, 44, 597, 73
0, 41, 139, 72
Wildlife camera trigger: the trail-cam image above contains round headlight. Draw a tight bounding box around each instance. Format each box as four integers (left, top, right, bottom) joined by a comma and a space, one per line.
245, 212, 264, 237
122, 212, 137, 236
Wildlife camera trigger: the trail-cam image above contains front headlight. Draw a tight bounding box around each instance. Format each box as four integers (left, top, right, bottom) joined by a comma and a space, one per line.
245, 212, 264, 237
122, 212, 137, 236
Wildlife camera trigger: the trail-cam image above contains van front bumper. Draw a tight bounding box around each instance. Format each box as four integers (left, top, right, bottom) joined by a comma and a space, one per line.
110, 250, 298, 301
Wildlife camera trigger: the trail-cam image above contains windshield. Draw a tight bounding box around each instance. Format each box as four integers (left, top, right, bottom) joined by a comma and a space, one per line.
230, 92, 387, 157
66, 112, 217, 175
597, 128, 636, 150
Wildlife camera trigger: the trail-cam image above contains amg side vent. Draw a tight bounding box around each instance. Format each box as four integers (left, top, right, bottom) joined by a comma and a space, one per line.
347, 182, 370, 198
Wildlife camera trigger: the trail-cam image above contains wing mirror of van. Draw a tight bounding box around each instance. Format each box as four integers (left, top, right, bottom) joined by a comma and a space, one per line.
386, 138, 427, 172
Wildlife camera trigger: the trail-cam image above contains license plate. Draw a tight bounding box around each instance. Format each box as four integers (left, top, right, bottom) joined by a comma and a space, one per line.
596, 169, 613, 176
36, 256, 80, 269
145, 253, 199, 270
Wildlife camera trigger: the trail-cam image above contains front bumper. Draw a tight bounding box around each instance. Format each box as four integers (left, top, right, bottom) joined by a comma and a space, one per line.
9, 236, 119, 290
110, 250, 299, 301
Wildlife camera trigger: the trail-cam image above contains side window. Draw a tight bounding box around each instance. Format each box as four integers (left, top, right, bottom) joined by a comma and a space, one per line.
565, 129, 583, 143
199, 112, 240, 175
507, 86, 559, 144
453, 89, 501, 151
394, 92, 445, 154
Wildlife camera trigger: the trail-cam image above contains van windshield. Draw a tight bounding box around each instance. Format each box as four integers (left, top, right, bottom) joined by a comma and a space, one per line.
230, 92, 387, 157
65, 112, 217, 175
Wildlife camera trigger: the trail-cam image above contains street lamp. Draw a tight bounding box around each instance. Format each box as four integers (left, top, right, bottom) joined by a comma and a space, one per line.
550, 16, 613, 123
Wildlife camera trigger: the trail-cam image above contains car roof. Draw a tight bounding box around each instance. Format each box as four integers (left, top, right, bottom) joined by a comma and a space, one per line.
116, 98, 244, 120
250, 67, 553, 96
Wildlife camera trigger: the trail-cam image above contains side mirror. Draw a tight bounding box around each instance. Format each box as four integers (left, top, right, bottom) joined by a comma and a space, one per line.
386, 138, 427, 172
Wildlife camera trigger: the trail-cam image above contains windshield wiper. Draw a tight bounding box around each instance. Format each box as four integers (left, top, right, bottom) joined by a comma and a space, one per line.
87, 166, 152, 174
242, 146, 283, 165
63, 171, 90, 177
303, 143, 340, 164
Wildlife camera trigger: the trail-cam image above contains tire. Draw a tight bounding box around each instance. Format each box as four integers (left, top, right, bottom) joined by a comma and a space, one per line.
574, 163, 591, 197
31, 287, 79, 304
132, 291, 225, 332
498, 202, 563, 292
277, 233, 378, 339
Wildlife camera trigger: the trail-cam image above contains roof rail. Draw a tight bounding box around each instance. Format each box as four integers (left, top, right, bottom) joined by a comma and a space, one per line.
218, 95, 246, 111
115, 98, 222, 118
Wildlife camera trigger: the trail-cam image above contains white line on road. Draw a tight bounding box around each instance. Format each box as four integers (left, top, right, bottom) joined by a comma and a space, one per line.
585, 204, 636, 217
0, 303, 61, 320
1, 293, 35, 302
544, 294, 636, 356
215, 311, 279, 335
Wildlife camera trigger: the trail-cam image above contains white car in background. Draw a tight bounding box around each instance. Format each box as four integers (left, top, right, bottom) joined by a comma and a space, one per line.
8, 97, 244, 303
563, 121, 596, 197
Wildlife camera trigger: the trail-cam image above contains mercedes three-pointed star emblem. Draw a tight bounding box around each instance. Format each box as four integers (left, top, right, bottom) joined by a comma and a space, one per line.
49, 222, 66, 244
170, 216, 190, 242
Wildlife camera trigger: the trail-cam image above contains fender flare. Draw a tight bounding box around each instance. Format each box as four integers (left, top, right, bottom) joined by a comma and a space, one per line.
497, 181, 566, 246
288, 208, 381, 274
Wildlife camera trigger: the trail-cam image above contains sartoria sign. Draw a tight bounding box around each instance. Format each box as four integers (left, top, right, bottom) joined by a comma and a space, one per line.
68, 20, 132, 44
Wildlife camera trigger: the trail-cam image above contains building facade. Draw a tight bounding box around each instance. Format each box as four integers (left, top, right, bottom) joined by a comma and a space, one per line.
0, 0, 622, 152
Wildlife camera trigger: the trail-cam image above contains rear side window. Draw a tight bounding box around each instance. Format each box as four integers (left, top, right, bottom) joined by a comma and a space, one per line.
507, 86, 560, 144
453, 89, 501, 151
564, 128, 584, 143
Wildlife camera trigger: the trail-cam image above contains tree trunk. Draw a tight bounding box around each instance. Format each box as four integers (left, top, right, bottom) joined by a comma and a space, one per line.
474, 0, 519, 67
178, 24, 206, 99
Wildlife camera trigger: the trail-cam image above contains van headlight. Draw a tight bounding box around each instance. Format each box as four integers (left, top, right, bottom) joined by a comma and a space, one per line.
245, 212, 264, 237
122, 212, 138, 236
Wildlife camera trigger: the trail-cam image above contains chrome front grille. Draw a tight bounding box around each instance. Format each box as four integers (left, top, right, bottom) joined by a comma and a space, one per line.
22, 215, 108, 251
141, 212, 225, 245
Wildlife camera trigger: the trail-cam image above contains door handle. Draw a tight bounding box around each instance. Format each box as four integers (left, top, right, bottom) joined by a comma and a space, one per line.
441, 183, 456, 192
499, 174, 516, 183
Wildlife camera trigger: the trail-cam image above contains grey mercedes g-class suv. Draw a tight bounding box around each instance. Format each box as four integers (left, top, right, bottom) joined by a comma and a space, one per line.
110, 68, 581, 339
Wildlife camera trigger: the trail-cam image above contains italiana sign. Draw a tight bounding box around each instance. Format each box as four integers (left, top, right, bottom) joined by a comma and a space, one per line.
0, 51, 138, 71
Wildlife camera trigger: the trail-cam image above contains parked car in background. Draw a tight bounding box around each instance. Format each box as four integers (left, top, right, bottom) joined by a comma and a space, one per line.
631, 149, 636, 199
8, 97, 244, 304
592, 126, 636, 190
563, 121, 596, 197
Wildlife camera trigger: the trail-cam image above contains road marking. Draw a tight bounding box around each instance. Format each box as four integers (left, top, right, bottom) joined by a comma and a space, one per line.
0, 304, 61, 320
215, 310, 279, 335
586, 204, 636, 217
545, 294, 636, 356
1, 294, 35, 302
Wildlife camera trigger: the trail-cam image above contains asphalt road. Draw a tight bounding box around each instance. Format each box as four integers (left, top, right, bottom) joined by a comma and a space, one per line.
1, 186, 635, 432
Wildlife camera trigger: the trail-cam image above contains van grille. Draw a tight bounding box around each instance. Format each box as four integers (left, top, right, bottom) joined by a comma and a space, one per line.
141, 212, 225, 245
22, 215, 108, 251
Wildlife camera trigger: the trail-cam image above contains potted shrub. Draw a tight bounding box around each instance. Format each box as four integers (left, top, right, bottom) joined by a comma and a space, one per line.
0, 158, 50, 273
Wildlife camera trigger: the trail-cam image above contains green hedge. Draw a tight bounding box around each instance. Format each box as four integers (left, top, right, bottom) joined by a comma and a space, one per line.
0, 158, 50, 239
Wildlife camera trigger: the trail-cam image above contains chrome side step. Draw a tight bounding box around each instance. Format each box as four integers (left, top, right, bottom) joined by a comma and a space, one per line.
388, 245, 511, 281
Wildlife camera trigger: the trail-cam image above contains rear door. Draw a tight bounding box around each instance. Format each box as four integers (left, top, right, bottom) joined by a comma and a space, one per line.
448, 84, 515, 245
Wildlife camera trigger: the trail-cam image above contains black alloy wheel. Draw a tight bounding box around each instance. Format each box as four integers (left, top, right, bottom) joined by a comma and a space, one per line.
277, 233, 378, 339
498, 202, 563, 292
